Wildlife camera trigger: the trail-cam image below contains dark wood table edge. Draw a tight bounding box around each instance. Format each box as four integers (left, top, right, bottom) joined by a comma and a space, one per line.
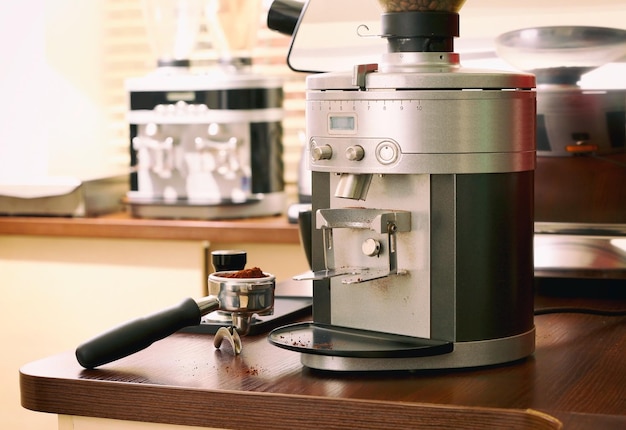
20, 365, 567, 430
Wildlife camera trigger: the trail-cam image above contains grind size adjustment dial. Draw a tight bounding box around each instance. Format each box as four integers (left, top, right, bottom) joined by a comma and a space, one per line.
311, 141, 333, 160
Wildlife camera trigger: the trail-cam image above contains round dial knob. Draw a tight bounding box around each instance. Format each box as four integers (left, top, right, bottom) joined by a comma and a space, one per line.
376, 141, 399, 165
346, 145, 365, 161
311, 144, 333, 161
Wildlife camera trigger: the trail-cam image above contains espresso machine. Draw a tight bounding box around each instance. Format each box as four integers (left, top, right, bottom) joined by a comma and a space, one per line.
268, 0, 537, 371
126, 0, 285, 219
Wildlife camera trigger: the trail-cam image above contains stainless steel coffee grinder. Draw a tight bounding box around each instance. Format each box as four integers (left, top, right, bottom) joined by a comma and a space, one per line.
269, 0, 537, 371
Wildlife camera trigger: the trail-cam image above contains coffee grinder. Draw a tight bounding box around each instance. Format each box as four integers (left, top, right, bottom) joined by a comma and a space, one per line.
126, 0, 285, 219
269, 0, 537, 371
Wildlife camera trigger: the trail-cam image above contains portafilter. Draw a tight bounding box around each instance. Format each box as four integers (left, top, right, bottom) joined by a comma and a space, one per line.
75, 270, 274, 369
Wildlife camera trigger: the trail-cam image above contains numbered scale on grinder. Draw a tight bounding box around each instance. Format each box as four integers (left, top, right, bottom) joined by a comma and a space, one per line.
269, 0, 537, 371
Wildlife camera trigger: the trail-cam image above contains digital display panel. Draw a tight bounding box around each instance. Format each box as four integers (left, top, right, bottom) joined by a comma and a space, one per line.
166, 91, 196, 102
329, 115, 356, 131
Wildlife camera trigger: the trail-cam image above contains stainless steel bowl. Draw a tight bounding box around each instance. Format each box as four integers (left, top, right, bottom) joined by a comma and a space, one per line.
495, 26, 626, 84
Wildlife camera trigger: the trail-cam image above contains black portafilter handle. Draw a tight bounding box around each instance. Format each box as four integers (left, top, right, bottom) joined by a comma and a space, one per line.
267, 0, 305, 36
76, 297, 219, 369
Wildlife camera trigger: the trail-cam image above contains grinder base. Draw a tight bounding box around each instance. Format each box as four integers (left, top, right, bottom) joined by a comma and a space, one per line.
270, 323, 535, 371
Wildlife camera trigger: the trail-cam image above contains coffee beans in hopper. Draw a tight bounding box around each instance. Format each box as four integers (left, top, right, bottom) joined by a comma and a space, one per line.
378, 0, 467, 12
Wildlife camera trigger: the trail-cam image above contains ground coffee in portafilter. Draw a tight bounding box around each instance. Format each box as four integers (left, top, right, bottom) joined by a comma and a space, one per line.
223, 267, 266, 278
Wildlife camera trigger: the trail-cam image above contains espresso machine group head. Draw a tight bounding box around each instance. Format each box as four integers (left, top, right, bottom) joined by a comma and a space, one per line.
269, 0, 537, 371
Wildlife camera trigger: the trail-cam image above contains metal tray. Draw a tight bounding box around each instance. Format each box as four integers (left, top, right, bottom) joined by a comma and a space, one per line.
0, 175, 128, 217
269, 322, 452, 358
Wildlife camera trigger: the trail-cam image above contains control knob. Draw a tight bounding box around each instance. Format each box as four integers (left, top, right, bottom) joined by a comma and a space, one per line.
346, 145, 365, 161
311, 142, 333, 161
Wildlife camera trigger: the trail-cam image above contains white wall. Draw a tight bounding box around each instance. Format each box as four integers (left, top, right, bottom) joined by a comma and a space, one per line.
0, 0, 121, 182
0, 2, 49, 180
462, 0, 626, 38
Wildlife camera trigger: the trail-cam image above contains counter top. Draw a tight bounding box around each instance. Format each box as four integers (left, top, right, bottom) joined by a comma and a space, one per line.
20, 281, 626, 429
0, 212, 300, 243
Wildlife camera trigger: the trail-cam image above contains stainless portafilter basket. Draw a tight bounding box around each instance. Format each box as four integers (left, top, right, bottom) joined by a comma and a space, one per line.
208, 271, 276, 336
75, 251, 274, 369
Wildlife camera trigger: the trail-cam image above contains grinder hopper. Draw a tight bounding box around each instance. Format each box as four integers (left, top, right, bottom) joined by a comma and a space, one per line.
205, 0, 263, 67
142, 0, 205, 68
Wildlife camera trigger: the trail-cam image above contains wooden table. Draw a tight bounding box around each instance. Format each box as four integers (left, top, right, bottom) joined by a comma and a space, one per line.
20, 280, 626, 429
